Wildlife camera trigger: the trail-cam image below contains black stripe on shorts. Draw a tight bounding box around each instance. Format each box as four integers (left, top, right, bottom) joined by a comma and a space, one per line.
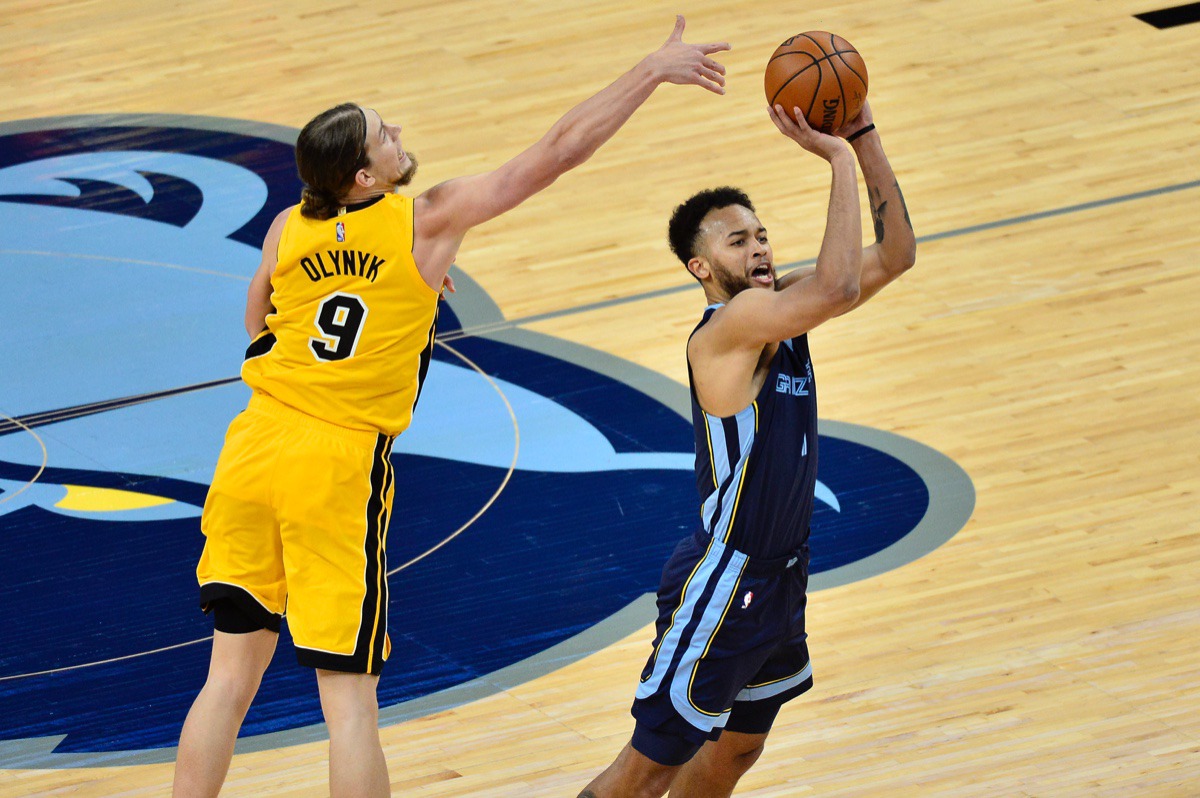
295, 433, 393, 674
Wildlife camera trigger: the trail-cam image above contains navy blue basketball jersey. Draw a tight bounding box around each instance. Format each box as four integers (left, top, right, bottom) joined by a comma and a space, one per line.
689, 303, 818, 559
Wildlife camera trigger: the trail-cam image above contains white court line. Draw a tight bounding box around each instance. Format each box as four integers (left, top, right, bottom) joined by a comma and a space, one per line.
0, 410, 48, 509
389, 339, 520, 574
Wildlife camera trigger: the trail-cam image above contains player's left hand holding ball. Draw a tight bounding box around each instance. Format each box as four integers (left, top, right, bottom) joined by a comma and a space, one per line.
833, 99, 874, 140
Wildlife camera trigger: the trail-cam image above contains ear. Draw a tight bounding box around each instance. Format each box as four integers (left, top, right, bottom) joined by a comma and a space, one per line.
355, 168, 376, 189
686, 256, 710, 282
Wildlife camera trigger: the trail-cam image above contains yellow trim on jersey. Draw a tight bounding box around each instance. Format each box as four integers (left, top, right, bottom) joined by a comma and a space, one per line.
703, 413, 718, 490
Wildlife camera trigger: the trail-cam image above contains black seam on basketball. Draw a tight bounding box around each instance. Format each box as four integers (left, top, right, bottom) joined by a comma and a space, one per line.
768, 55, 855, 110
798, 32, 825, 53
770, 60, 825, 115
805, 67, 823, 125
827, 35, 849, 131
768, 35, 863, 124
833, 51, 867, 88
768, 53, 816, 107
767, 50, 816, 66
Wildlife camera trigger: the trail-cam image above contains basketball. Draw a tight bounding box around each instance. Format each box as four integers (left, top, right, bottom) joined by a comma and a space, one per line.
764, 31, 868, 133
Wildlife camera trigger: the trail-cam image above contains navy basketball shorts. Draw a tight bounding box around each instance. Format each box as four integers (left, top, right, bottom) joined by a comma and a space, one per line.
631, 530, 814, 766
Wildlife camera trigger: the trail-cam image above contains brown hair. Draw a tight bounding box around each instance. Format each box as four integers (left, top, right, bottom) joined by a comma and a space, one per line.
296, 103, 370, 220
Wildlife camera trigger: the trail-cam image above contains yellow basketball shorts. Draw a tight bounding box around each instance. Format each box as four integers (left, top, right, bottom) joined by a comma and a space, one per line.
197, 392, 395, 674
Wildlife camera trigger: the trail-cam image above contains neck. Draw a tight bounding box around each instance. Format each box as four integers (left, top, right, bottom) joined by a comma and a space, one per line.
701, 283, 732, 307
342, 185, 391, 205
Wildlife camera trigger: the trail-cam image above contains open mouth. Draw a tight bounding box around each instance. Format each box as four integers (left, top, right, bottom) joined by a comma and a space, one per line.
751, 264, 774, 285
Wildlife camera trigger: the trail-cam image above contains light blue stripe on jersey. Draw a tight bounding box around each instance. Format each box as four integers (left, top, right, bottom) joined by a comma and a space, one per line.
667, 546, 747, 731
636, 538, 726, 697
734, 660, 813, 702
700, 402, 757, 543
705, 413, 732, 490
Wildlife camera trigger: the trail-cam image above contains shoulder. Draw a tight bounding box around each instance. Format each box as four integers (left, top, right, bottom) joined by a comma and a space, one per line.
270, 204, 298, 234
263, 204, 296, 253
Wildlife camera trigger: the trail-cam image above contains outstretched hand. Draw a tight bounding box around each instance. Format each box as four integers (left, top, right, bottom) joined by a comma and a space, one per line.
767, 103, 848, 161
645, 15, 730, 95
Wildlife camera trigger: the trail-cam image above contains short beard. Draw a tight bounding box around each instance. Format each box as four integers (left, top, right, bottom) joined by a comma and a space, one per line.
396, 152, 419, 187
714, 266, 751, 298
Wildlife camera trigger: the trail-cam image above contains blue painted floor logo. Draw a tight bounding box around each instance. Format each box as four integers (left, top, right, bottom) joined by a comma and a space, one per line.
0, 116, 974, 768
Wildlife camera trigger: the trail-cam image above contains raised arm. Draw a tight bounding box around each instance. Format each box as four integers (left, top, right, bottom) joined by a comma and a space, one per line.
773, 103, 915, 310
699, 105, 862, 354
411, 16, 729, 284
835, 102, 916, 309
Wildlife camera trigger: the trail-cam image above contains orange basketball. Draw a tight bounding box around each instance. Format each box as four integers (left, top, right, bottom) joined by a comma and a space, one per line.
764, 31, 868, 133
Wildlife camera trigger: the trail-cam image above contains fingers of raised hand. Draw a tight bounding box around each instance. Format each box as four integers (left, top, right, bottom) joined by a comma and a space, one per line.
695, 72, 725, 94
767, 104, 792, 134
699, 65, 725, 88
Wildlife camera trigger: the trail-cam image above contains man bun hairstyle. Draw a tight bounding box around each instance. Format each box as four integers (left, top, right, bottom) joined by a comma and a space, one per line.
667, 187, 755, 275
296, 103, 371, 220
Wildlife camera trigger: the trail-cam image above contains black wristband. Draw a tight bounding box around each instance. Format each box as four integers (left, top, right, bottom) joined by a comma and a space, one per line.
846, 123, 876, 143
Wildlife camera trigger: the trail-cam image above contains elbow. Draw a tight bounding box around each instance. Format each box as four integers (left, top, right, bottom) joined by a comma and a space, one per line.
891, 237, 917, 274
839, 279, 861, 310
828, 277, 860, 312
554, 140, 591, 172
542, 127, 593, 173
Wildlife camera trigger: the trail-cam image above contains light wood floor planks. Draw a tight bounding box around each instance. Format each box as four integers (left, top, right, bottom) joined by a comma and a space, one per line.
2, 0, 1198, 795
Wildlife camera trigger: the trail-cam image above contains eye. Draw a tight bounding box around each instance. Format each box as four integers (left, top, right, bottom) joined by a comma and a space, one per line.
731, 239, 744, 246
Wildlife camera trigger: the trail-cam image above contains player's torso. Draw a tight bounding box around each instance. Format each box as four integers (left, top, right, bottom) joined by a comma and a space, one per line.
690, 305, 819, 559
242, 194, 440, 436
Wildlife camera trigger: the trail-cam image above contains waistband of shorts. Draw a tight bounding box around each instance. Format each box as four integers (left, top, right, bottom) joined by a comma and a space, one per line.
247, 391, 387, 449
694, 529, 808, 577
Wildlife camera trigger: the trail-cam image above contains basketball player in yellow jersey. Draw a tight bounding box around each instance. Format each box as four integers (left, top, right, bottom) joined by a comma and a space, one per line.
171, 16, 729, 798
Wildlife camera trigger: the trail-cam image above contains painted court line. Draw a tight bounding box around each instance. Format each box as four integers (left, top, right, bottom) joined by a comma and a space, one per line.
442, 177, 1200, 338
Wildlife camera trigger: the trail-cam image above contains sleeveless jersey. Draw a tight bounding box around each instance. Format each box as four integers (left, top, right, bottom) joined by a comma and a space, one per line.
241, 194, 439, 437
689, 304, 818, 559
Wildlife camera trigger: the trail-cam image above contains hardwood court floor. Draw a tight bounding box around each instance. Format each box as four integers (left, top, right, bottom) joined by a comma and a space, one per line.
1, 0, 1198, 795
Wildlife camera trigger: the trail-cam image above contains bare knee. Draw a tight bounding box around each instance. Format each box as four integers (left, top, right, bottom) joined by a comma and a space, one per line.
711, 738, 765, 780
730, 741, 764, 773
202, 628, 276, 711
201, 667, 263, 714
317, 671, 380, 732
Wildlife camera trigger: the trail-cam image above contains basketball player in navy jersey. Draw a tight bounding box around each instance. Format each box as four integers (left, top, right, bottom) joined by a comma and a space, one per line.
579, 100, 915, 798
171, 17, 730, 798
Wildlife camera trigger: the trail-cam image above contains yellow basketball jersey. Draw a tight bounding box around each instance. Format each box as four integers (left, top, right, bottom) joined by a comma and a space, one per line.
242, 194, 439, 436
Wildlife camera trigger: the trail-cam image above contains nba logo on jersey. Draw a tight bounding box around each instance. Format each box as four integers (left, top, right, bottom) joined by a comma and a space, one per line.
336, 221, 346, 242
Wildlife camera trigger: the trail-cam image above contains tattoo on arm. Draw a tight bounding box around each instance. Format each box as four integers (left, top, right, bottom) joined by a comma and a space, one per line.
894, 180, 913, 231
868, 185, 887, 244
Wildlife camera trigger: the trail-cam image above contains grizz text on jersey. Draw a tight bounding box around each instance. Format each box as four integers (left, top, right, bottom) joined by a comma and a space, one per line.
299, 249, 385, 282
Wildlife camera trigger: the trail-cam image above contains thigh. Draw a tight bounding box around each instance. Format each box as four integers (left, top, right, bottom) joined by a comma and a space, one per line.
725, 575, 814, 735
634, 536, 777, 752
208, 628, 279, 682
278, 428, 394, 675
